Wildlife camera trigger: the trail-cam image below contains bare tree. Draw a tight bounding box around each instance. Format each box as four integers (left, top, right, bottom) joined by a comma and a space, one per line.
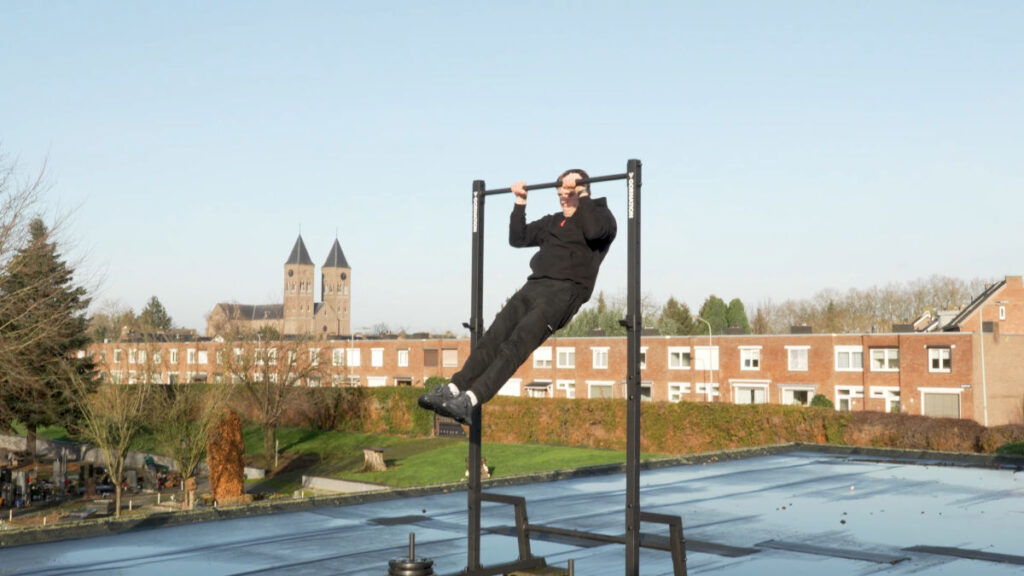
219, 331, 322, 471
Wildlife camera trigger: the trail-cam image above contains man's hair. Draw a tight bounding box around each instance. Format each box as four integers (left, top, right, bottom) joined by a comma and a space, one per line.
557, 168, 590, 194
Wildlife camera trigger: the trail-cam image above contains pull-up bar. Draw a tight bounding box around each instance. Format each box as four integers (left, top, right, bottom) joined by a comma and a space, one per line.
456, 159, 684, 576
480, 172, 630, 196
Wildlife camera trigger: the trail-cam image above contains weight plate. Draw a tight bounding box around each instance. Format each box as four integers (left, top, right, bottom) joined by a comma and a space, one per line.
388, 568, 434, 576
389, 558, 433, 570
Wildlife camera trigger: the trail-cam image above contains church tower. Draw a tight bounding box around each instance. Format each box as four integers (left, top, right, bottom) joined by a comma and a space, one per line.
283, 235, 315, 335
319, 238, 352, 336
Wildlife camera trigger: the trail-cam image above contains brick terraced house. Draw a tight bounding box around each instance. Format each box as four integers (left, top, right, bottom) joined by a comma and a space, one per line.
90, 276, 1024, 427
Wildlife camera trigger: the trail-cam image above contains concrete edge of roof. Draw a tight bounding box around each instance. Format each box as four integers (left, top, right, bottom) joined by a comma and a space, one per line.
2, 442, 1021, 549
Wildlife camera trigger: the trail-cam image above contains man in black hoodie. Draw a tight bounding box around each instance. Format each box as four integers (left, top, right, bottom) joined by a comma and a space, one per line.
419, 169, 617, 425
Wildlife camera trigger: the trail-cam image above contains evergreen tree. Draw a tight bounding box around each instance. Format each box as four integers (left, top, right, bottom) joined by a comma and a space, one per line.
697, 295, 729, 334
726, 298, 751, 334
656, 297, 697, 335
138, 295, 173, 331
0, 218, 96, 454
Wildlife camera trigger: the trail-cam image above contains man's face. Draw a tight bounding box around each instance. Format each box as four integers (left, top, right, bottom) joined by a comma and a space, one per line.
557, 172, 583, 211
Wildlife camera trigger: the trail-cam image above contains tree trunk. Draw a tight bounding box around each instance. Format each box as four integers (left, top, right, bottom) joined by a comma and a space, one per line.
262, 425, 276, 473
112, 458, 123, 518
26, 424, 37, 463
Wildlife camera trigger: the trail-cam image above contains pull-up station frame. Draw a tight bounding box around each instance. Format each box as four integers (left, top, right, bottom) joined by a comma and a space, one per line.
455, 159, 686, 576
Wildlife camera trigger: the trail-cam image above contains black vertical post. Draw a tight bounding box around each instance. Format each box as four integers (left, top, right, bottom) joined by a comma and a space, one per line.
467, 179, 486, 571
624, 159, 642, 576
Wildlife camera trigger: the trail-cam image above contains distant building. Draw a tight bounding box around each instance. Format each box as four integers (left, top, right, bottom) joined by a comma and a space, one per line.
206, 235, 351, 338
92, 275, 1024, 427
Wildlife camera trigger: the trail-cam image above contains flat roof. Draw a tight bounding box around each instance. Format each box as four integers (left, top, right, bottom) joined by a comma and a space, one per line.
2, 449, 1023, 575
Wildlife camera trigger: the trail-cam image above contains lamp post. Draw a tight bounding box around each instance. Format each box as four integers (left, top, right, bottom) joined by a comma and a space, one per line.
696, 316, 714, 402
979, 301, 1007, 427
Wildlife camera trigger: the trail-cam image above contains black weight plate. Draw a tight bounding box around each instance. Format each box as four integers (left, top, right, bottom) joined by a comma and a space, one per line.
388, 568, 433, 576
389, 558, 433, 569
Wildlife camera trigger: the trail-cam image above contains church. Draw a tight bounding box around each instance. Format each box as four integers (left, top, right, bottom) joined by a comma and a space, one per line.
205, 235, 351, 337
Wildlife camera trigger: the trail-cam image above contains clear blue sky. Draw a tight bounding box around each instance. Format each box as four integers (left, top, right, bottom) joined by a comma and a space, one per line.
2, 1, 1021, 333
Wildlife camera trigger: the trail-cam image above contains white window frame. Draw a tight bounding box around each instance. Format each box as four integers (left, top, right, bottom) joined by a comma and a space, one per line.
556, 379, 576, 399
639, 346, 647, 370
834, 385, 865, 411
371, 348, 384, 368
332, 348, 345, 367
667, 346, 692, 370
695, 382, 720, 400
834, 345, 863, 372
780, 384, 816, 406
870, 386, 901, 413
588, 380, 616, 399
169, 349, 179, 364
128, 349, 137, 364
641, 381, 653, 402
591, 347, 609, 370
999, 305, 1006, 321
694, 346, 719, 371
731, 379, 769, 404
367, 376, 387, 388
397, 348, 410, 368
739, 346, 762, 371
187, 348, 197, 365
347, 348, 361, 367
668, 382, 691, 402
526, 380, 552, 399
138, 350, 147, 365
197, 350, 208, 365
113, 349, 122, 364
442, 348, 458, 368
928, 347, 952, 373
869, 348, 899, 372
153, 350, 161, 364
498, 378, 522, 397
786, 346, 809, 371
533, 346, 553, 369
309, 348, 320, 366
556, 347, 576, 369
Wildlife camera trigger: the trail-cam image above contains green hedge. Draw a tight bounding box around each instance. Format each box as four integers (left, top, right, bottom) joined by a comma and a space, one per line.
283, 387, 1024, 455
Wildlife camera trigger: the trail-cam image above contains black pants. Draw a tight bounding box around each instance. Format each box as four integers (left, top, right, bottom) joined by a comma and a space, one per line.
453, 278, 589, 404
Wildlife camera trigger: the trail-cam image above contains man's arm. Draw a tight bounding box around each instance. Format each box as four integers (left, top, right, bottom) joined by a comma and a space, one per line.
509, 180, 546, 247
574, 195, 617, 242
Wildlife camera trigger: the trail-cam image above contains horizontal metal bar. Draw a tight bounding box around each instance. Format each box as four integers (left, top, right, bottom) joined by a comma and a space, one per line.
640, 511, 683, 527
482, 172, 629, 196
479, 492, 526, 506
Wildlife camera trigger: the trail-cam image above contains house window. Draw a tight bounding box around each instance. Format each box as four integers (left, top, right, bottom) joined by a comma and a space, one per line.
267, 348, 277, 365
834, 386, 864, 411
740, 347, 761, 371
834, 346, 863, 371
187, 349, 196, 365
526, 380, 552, 398
999, 306, 1006, 321
780, 385, 815, 406
397, 349, 410, 367
694, 347, 719, 370
332, 348, 345, 366
534, 346, 553, 369
128, 349, 137, 364
498, 378, 522, 397
668, 347, 692, 370
556, 347, 576, 369
347, 348, 361, 367
442, 349, 458, 367
695, 382, 720, 399
168, 372, 179, 385
197, 350, 208, 365
588, 381, 615, 399
668, 382, 691, 402
371, 348, 384, 367
113, 349, 122, 364
287, 350, 297, 365
153, 350, 161, 364
733, 383, 768, 404
869, 348, 899, 372
309, 348, 320, 366
169, 349, 179, 364
639, 347, 647, 370
928, 347, 952, 372
424, 349, 438, 367
556, 379, 576, 399
138, 350, 147, 364
870, 386, 901, 413
641, 381, 653, 402
367, 376, 387, 387
592, 347, 609, 369
787, 346, 809, 371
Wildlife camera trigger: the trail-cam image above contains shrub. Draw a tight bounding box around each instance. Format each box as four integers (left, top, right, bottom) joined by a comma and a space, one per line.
810, 394, 834, 409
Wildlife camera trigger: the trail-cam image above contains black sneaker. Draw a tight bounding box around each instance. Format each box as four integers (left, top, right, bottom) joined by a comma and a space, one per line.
438, 393, 474, 426
418, 384, 456, 411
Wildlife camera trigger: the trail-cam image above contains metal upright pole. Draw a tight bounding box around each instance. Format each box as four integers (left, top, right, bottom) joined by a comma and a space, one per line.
624, 159, 642, 576
467, 179, 486, 571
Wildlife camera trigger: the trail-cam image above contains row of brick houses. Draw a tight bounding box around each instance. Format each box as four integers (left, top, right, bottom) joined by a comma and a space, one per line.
89, 276, 1024, 427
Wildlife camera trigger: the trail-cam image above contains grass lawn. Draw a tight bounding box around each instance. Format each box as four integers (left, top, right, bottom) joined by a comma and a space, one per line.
244, 426, 656, 494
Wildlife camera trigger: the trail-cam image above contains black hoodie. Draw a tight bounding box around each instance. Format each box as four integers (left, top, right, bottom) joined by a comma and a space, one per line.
508, 195, 617, 297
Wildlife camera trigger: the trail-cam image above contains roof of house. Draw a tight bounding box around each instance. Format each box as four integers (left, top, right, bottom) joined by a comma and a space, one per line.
286, 235, 314, 266
215, 303, 284, 320
323, 238, 350, 269
942, 278, 1007, 331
